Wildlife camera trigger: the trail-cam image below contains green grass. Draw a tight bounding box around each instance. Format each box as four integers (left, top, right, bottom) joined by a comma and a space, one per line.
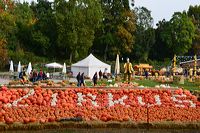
85, 77, 200, 91
133, 79, 159, 87
171, 80, 199, 90
134, 79, 199, 90
135, 79, 199, 90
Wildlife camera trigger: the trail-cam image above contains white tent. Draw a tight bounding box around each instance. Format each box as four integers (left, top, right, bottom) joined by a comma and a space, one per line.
71, 54, 111, 79
45, 62, 63, 68
45, 62, 63, 73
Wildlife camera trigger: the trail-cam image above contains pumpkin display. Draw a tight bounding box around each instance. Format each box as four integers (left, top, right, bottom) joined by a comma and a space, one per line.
0, 86, 199, 124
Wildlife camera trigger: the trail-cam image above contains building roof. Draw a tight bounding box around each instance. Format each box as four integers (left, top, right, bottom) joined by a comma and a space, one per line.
180, 59, 200, 64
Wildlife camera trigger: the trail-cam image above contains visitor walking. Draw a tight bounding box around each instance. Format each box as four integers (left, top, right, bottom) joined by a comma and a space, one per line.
76, 72, 81, 87
99, 70, 102, 79
80, 72, 85, 87
93, 72, 98, 86
144, 69, 149, 79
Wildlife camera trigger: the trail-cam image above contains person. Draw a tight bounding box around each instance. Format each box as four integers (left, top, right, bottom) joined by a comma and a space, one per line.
20, 69, 28, 84
104, 68, 108, 75
103, 72, 108, 79
80, 72, 85, 87
124, 58, 134, 84
144, 69, 149, 79
92, 72, 98, 86
32, 70, 38, 82
42, 71, 47, 80
184, 68, 188, 77
19, 71, 23, 80
37, 69, 43, 81
99, 70, 102, 79
29, 70, 33, 82
76, 72, 81, 87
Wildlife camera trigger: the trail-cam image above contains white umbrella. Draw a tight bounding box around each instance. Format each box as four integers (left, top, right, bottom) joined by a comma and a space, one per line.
45, 62, 63, 68
9, 60, 14, 72
62, 63, 67, 74
114, 54, 120, 75
17, 61, 21, 73
27, 62, 32, 75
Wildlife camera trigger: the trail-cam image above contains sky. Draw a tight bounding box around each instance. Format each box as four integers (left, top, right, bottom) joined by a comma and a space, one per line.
134, 0, 200, 27
21, 0, 200, 27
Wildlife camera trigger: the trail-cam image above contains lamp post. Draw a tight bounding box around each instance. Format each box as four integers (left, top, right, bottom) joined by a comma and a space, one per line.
194, 55, 197, 77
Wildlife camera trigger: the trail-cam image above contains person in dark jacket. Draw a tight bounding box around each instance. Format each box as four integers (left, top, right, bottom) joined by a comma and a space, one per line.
99, 70, 102, 79
80, 72, 85, 87
37, 69, 43, 81
144, 69, 149, 79
76, 72, 81, 87
92, 72, 98, 86
32, 70, 38, 82
19, 71, 23, 79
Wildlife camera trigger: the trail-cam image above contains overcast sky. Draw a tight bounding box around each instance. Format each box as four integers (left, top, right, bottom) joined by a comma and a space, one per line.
134, 0, 200, 27
21, 0, 199, 27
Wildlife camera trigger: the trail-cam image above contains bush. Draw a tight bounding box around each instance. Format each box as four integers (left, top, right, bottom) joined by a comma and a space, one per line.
8, 50, 48, 65
148, 59, 171, 70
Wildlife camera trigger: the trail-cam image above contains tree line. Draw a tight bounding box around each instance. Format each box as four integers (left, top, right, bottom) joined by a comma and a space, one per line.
0, 0, 199, 69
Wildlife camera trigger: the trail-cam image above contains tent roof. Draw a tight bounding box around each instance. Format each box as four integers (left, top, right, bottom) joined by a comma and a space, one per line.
72, 54, 110, 67
45, 62, 63, 68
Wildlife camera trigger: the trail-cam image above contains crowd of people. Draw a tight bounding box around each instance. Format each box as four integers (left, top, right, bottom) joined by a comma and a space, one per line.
76, 69, 109, 87
19, 69, 48, 83
76, 72, 85, 87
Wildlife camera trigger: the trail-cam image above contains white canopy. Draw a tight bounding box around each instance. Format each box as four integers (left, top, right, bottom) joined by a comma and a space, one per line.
71, 54, 111, 79
45, 62, 63, 68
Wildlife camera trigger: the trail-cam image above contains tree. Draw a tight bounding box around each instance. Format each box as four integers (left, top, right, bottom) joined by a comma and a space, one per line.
55, 0, 103, 63
161, 12, 195, 55
134, 7, 155, 62
30, 0, 55, 56
116, 10, 136, 56
13, 2, 35, 52
0, 0, 14, 12
92, 0, 136, 61
0, 12, 15, 39
0, 39, 8, 69
0, 8, 15, 65
150, 19, 172, 60
188, 5, 200, 55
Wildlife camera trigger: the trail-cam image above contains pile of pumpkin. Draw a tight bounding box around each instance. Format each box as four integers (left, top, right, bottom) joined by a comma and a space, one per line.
0, 86, 200, 124
8, 80, 71, 88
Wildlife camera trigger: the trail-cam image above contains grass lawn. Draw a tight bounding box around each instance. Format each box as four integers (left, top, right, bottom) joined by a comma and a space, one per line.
86, 77, 200, 91
134, 79, 199, 91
